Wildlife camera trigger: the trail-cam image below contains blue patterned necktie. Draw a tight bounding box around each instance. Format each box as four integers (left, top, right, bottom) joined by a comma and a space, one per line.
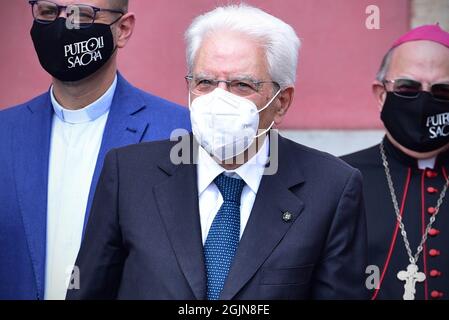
204, 173, 245, 300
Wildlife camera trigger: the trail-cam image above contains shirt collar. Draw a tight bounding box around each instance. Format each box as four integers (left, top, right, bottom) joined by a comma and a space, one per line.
418, 158, 437, 170
197, 136, 270, 195
383, 135, 449, 169
50, 74, 117, 124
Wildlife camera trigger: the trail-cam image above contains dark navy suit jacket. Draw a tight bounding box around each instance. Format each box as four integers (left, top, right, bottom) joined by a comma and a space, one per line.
67, 132, 368, 300
0, 73, 191, 299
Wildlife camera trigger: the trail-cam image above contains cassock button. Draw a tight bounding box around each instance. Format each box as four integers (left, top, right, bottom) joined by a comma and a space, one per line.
428, 228, 440, 237
427, 187, 438, 194
430, 270, 442, 277
429, 249, 441, 257
431, 291, 444, 299
427, 207, 437, 215
426, 170, 438, 178
282, 211, 293, 222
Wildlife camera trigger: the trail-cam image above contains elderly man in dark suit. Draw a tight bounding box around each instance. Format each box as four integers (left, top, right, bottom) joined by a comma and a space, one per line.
67, 4, 367, 300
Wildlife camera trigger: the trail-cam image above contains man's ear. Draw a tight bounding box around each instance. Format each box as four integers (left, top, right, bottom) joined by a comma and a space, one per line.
372, 81, 387, 112
274, 87, 294, 126
115, 12, 136, 49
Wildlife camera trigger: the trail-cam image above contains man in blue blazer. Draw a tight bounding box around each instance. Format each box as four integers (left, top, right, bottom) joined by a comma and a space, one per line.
0, 0, 190, 299
67, 5, 368, 300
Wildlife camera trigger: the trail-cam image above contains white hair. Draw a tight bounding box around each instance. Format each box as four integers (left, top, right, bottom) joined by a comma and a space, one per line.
185, 4, 301, 89
376, 48, 394, 82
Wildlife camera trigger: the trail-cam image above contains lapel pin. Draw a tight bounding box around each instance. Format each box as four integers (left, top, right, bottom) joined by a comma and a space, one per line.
282, 211, 293, 222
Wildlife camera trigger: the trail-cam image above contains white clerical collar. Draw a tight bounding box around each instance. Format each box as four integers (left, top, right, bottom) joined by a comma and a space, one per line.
418, 157, 437, 170
50, 74, 117, 124
197, 136, 269, 195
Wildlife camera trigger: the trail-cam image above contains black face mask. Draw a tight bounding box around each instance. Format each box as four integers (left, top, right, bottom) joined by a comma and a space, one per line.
381, 92, 449, 153
30, 18, 115, 82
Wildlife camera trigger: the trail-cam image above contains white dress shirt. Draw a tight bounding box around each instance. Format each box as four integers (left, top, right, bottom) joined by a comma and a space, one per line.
44, 75, 117, 300
197, 137, 269, 244
418, 157, 436, 170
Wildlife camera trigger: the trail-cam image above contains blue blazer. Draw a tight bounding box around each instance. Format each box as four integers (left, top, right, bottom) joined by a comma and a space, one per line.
0, 73, 191, 299
67, 133, 368, 300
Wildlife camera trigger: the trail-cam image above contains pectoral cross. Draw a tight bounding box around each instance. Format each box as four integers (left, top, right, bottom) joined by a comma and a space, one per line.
397, 263, 426, 300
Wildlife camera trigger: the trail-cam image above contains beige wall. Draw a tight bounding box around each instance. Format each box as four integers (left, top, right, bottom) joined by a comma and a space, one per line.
412, 0, 449, 30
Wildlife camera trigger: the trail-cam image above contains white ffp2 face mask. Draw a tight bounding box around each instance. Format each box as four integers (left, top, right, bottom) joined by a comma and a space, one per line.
189, 87, 281, 161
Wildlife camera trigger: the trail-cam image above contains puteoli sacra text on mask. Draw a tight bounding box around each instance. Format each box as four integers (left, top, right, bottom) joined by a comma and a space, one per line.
30, 18, 115, 82
381, 92, 449, 153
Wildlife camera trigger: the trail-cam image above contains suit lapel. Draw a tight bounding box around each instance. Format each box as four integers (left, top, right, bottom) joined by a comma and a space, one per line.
152, 133, 305, 300
153, 141, 207, 300
220, 133, 306, 300
13, 94, 53, 299
84, 74, 149, 227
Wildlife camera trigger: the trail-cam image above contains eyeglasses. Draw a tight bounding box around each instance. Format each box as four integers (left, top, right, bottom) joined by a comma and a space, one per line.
29, 0, 124, 28
185, 76, 280, 97
383, 78, 449, 102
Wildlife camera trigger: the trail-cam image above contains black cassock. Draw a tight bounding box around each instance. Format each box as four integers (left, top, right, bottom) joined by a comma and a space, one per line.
342, 137, 449, 300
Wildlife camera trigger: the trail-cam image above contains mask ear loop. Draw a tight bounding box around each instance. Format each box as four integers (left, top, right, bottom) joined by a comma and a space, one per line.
255, 88, 282, 138
188, 90, 201, 109
188, 91, 191, 109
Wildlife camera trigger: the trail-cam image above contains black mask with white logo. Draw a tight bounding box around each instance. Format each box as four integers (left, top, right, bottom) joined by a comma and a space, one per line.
381, 92, 449, 153
30, 18, 115, 82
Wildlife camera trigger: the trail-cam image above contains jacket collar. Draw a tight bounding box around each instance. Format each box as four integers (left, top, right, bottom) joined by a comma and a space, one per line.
383, 135, 449, 169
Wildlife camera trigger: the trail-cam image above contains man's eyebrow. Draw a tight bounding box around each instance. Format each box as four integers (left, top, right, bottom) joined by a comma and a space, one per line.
393, 74, 419, 80
193, 73, 212, 78
393, 76, 449, 84
192, 73, 258, 81
231, 75, 258, 82
435, 79, 449, 84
